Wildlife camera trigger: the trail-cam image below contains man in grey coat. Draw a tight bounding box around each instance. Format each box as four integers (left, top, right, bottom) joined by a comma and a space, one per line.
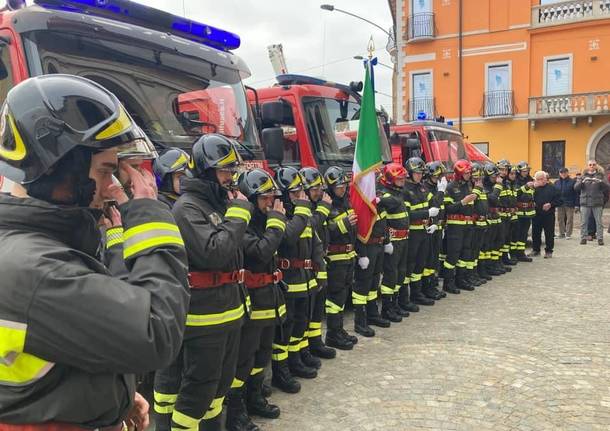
575, 160, 609, 245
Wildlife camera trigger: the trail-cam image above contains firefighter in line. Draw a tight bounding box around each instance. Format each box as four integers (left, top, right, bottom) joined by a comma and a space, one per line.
159, 134, 252, 431
514, 161, 535, 262
482, 162, 507, 276
507, 166, 521, 265
299, 167, 336, 361
153, 147, 190, 208
470, 163, 492, 284
442, 159, 478, 293
496, 159, 516, 270
378, 163, 411, 323
422, 161, 448, 299
403, 157, 439, 305
223, 169, 288, 431
323, 166, 360, 350
0, 75, 189, 429
272, 167, 326, 392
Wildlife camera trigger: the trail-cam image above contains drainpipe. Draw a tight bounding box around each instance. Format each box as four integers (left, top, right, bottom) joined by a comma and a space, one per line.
458, 0, 463, 133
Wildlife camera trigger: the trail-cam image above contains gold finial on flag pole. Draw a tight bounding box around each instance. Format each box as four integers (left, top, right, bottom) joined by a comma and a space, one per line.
367, 36, 375, 60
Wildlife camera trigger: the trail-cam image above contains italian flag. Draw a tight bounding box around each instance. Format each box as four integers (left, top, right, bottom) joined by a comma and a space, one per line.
350, 62, 382, 242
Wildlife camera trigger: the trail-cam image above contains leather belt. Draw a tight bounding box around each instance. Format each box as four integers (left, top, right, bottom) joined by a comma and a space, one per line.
277, 258, 317, 270
409, 219, 429, 226
188, 270, 245, 288
366, 236, 385, 245
327, 243, 354, 253
517, 202, 535, 208
447, 214, 474, 221
388, 228, 409, 239
244, 270, 283, 288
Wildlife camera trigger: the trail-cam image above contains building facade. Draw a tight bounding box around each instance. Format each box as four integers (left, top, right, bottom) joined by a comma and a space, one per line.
393, 0, 610, 175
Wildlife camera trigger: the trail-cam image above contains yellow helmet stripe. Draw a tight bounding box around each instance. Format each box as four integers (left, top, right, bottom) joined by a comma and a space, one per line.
171, 154, 189, 170
95, 106, 132, 140
0, 114, 27, 161
217, 147, 238, 167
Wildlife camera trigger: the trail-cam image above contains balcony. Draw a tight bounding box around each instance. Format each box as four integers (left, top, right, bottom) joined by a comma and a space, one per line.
532, 0, 610, 29
406, 13, 435, 42
481, 91, 515, 118
408, 97, 436, 121
529, 91, 610, 120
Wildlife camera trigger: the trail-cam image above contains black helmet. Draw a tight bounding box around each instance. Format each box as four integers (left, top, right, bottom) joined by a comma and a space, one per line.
299, 167, 325, 191
324, 166, 348, 187
471, 162, 484, 179
405, 157, 426, 174
239, 169, 281, 202
117, 126, 158, 161
483, 162, 499, 177
190, 133, 242, 178
517, 161, 530, 172
0, 74, 142, 184
496, 159, 511, 171
154, 147, 190, 187
275, 166, 303, 192
426, 161, 446, 178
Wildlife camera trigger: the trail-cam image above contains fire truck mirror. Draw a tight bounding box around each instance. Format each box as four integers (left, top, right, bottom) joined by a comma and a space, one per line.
261, 101, 285, 126
262, 127, 284, 163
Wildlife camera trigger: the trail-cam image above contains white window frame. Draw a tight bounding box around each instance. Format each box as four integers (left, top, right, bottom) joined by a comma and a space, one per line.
484, 61, 512, 92
543, 54, 573, 96
409, 69, 434, 100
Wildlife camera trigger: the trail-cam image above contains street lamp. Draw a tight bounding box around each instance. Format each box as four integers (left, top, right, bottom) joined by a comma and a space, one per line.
320, 4, 392, 38
353, 55, 393, 71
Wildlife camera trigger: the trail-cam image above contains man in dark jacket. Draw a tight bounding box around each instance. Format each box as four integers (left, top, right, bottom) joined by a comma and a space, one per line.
0, 75, 189, 429
575, 161, 609, 245
554, 168, 577, 239
532, 171, 563, 258
166, 134, 253, 431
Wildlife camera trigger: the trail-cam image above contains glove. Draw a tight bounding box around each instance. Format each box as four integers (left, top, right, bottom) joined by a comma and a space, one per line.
428, 207, 440, 217
384, 243, 394, 255
358, 256, 370, 270
437, 177, 448, 192
426, 224, 439, 234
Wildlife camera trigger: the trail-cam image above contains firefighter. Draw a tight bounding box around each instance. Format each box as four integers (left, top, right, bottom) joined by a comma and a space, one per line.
323, 166, 359, 350
299, 167, 335, 360
514, 161, 535, 262
497, 160, 516, 270
403, 157, 439, 305
443, 159, 478, 293
378, 163, 411, 323
422, 161, 448, 299
272, 167, 326, 392
470, 163, 491, 284
164, 134, 252, 431
0, 75, 189, 429
482, 162, 507, 276
507, 166, 521, 264
153, 147, 190, 208
221, 169, 287, 431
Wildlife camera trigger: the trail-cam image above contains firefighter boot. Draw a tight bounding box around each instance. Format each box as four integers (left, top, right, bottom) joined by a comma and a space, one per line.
381, 296, 402, 323
502, 253, 516, 266
517, 250, 533, 262
299, 347, 322, 370
392, 293, 410, 317
339, 314, 359, 345
309, 337, 337, 360
442, 269, 460, 294
367, 300, 391, 327
246, 373, 280, 419
271, 360, 301, 394
410, 281, 435, 305
354, 305, 375, 337
468, 269, 484, 286
478, 262, 493, 280
422, 277, 443, 300
325, 314, 354, 350
226, 387, 260, 431
456, 269, 475, 291
288, 351, 317, 379
261, 383, 272, 398
398, 284, 420, 313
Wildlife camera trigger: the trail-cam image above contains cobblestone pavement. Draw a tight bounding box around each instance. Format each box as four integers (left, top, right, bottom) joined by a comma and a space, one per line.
258, 232, 610, 431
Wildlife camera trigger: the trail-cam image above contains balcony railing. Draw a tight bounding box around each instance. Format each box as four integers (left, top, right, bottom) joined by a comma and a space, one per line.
406, 13, 435, 41
482, 91, 515, 118
408, 97, 436, 121
529, 91, 610, 119
532, 0, 610, 28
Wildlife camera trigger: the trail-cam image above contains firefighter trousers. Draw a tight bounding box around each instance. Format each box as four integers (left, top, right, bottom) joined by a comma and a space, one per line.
425, 230, 442, 280
443, 224, 473, 279
232, 323, 275, 389
273, 295, 308, 364
497, 218, 511, 256
516, 217, 532, 254
380, 239, 408, 298
353, 243, 384, 307
326, 260, 354, 328
510, 219, 520, 255
308, 286, 325, 346
406, 230, 429, 294
472, 226, 486, 268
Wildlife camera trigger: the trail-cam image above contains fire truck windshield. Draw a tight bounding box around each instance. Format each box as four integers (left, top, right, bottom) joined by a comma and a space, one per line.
302, 96, 391, 164
427, 129, 467, 169
22, 30, 262, 157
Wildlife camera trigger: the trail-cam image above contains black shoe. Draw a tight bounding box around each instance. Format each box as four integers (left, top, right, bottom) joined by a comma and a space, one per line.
354, 306, 375, 337
493, 262, 507, 274
436, 287, 448, 298
271, 361, 301, 394
478, 266, 493, 280
309, 338, 336, 359
381, 304, 403, 323
456, 276, 475, 291
226, 388, 261, 431
544, 251, 553, 258
299, 348, 321, 369
288, 352, 318, 378
367, 302, 391, 327
397, 285, 420, 312
397, 301, 420, 313
411, 284, 435, 305
422, 285, 443, 300
580, 239, 587, 245
247, 375, 281, 419
339, 327, 359, 345
326, 329, 354, 351
467, 274, 484, 286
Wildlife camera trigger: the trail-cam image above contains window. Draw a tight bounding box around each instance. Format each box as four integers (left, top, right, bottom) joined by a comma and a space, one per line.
485, 63, 512, 116
545, 56, 572, 96
0, 43, 14, 105
542, 140, 565, 177
473, 142, 489, 156
410, 71, 433, 120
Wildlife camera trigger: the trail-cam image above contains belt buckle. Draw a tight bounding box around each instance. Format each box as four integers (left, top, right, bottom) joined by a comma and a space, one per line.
345, 243, 354, 252
388, 227, 396, 237
273, 270, 283, 284
187, 273, 193, 287
278, 258, 290, 270
304, 259, 313, 270
236, 269, 246, 284
212, 272, 220, 286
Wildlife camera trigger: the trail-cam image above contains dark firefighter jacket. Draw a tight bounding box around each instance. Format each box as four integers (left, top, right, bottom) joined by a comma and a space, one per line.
0, 194, 189, 427
173, 177, 253, 335
243, 209, 287, 326
444, 180, 474, 225
312, 200, 332, 253
497, 178, 513, 218
472, 184, 489, 228
403, 180, 432, 232
277, 199, 326, 298
483, 180, 503, 223
515, 175, 535, 218
379, 186, 410, 240
423, 180, 445, 227
326, 194, 357, 265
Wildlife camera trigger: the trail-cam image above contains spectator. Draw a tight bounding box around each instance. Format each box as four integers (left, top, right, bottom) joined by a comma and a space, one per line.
574, 160, 609, 245
554, 168, 577, 239
532, 170, 562, 258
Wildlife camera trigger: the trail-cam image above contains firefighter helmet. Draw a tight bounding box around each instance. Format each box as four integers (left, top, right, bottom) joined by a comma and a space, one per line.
517, 161, 530, 172
426, 161, 447, 179
380, 162, 407, 189
153, 147, 190, 188
275, 166, 303, 192
190, 133, 242, 178
483, 162, 499, 177
496, 159, 511, 171
453, 159, 473, 181
471, 162, 484, 179
239, 168, 281, 202
324, 166, 348, 187
405, 157, 426, 174
299, 167, 325, 190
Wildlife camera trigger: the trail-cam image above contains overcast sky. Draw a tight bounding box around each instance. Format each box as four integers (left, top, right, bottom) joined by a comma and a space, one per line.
136, 0, 394, 111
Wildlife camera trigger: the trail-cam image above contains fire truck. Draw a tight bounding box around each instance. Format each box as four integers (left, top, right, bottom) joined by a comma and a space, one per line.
0, 0, 277, 189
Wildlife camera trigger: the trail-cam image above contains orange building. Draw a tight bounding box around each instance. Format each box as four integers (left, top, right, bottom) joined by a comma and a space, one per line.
391, 0, 610, 175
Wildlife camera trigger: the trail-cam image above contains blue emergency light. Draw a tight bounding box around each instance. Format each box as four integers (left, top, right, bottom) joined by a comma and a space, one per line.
447, 120, 454, 126
33, 0, 241, 51
417, 112, 427, 121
